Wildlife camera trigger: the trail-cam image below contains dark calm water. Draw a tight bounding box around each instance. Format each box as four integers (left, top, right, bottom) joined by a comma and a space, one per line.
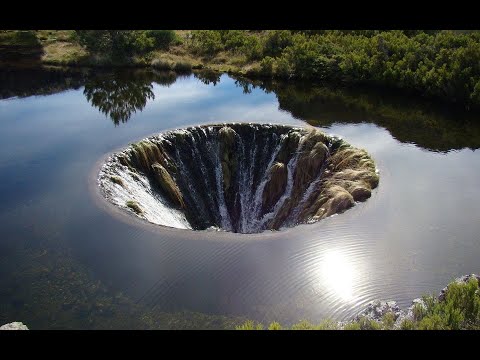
1, 67, 479, 329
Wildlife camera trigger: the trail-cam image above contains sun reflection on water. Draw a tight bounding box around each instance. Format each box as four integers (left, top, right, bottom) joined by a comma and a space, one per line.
322, 249, 356, 302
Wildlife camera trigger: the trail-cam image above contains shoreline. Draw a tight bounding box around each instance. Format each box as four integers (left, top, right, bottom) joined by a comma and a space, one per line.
2, 60, 478, 116
4, 274, 478, 330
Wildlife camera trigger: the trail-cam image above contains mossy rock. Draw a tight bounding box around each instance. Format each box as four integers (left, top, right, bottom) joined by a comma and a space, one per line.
126, 200, 143, 215
314, 185, 355, 219
151, 163, 185, 209
110, 176, 124, 187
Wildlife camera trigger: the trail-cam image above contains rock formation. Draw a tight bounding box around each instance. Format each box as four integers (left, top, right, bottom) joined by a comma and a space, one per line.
99, 124, 379, 233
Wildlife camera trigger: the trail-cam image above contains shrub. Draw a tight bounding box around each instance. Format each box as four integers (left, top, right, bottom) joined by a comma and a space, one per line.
412, 302, 426, 321
416, 278, 480, 329
417, 314, 446, 330
263, 30, 294, 58
220, 30, 249, 52
343, 322, 361, 330
76, 30, 134, 59
382, 312, 396, 329
242, 35, 263, 61
274, 57, 292, 79
75, 30, 177, 59
400, 319, 415, 330
235, 320, 264, 330
268, 321, 282, 330
144, 30, 177, 49
358, 316, 381, 330
189, 30, 224, 56
290, 320, 317, 330
259, 56, 275, 76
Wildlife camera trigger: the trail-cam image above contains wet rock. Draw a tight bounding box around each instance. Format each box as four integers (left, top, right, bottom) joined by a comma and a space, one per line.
151, 163, 185, 209
0, 322, 29, 330
354, 300, 402, 323
312, 185, 355, 219
218, 126, 238, 192
262, 162, 288, 212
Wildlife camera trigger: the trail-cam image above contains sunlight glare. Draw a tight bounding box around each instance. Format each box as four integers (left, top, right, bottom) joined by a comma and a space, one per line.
322, 250, 355, 302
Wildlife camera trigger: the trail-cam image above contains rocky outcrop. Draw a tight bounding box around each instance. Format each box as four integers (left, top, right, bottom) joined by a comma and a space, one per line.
0, 322, 29, 330
353, 300, 403, 323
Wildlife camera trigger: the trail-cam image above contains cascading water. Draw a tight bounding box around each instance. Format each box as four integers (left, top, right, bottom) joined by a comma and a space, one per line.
98, 123, 379, 234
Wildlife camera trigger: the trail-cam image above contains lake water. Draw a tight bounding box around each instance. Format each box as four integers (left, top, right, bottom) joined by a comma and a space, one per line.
1, 67, 479, 329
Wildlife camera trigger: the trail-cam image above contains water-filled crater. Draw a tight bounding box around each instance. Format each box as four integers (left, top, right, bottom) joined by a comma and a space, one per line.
98, 124, 379, 234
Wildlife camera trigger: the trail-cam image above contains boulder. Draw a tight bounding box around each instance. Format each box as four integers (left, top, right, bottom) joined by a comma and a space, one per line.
0, 322, 28, 330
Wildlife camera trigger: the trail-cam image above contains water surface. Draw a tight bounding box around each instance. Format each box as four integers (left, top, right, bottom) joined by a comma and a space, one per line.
0, 67, 479, 328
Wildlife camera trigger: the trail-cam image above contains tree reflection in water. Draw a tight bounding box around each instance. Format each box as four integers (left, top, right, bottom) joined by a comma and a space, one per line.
83, 70, 156, 125
231, 75, 480, 153
194, 69, 221, 86
1, 66, 480, 152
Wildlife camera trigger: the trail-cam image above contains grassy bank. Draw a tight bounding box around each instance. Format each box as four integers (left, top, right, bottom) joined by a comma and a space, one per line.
2, 30, 480, 109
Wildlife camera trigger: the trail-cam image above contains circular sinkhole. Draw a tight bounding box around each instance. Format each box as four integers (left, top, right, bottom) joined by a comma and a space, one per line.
98, 123, 379, 234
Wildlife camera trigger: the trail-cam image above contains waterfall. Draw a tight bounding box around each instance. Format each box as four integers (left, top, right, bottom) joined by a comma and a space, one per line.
98, 124, 379, 234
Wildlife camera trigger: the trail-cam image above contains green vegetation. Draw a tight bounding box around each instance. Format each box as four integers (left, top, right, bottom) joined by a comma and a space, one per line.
3, 30, 480, 108
235, 277, 480, 330
415, 278, 480, 330
75, 30, 178, 60
235, 319, 264, 330
0, 30, 40, 47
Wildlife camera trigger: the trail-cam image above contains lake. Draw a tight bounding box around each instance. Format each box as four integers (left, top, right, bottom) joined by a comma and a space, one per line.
0, 66, 479, 329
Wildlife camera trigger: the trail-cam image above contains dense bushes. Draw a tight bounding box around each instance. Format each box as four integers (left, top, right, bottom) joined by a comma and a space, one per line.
189, 30, 262, 60
189, 30, 223, 56
188, 30, 480, 107
415, 277, 480, 329
75, 30, 177, 59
